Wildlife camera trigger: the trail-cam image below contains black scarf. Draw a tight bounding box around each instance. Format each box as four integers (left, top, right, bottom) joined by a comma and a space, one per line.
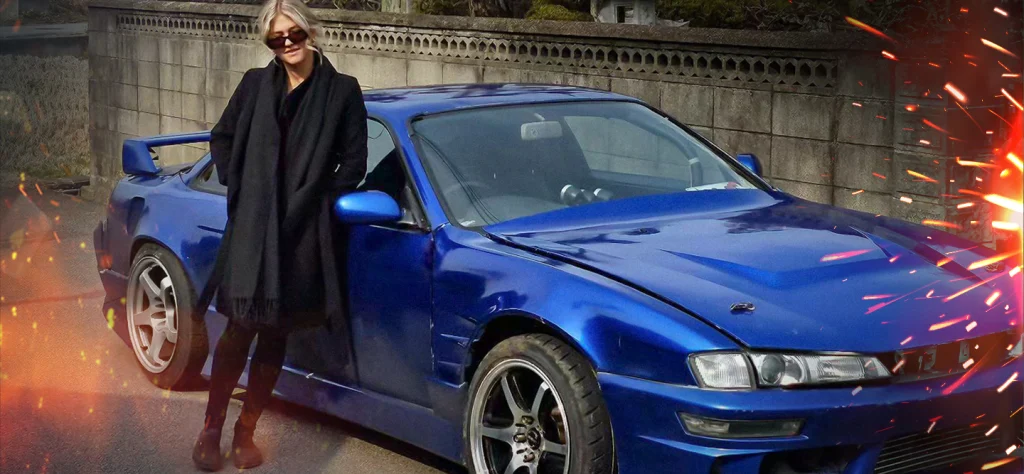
197, 51, 360, 330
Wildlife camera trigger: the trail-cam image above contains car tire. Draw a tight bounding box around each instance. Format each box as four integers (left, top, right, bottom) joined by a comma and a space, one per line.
126, 244, 208, 389
465, 334, 615, 474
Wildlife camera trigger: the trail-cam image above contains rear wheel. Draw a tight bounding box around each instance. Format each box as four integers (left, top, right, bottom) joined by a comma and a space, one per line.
465, 334, 615, 474
126, 244, 208, 389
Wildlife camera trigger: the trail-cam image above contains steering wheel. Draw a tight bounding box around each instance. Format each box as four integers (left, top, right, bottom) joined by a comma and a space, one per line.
441, 181, 491, 200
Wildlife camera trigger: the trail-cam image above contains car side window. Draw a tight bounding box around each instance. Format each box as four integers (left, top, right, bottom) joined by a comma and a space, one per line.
358, 119, 424, 228
193, 154, 226, 195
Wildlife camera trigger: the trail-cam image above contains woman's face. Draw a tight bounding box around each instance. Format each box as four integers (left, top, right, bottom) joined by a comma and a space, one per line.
267, 13, 311, 67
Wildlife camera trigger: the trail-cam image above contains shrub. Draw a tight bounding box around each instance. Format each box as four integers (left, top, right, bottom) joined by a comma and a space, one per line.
526, 2, 592, 21
0, 56, 90, 178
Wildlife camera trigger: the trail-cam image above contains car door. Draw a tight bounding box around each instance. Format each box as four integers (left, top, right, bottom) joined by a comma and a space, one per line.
288, 119, 436, 407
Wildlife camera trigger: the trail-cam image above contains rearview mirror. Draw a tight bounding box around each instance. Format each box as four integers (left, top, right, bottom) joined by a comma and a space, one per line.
334, 191, 401, 225
736, 153, 763, 178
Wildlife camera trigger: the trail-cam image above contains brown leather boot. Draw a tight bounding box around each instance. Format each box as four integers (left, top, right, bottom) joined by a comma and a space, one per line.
231, 417, 264, 469
192, 416, 225, 471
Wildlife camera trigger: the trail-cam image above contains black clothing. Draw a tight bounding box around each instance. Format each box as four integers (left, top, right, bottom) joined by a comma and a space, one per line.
203, 321, 288, 430
196, 50, 368, 332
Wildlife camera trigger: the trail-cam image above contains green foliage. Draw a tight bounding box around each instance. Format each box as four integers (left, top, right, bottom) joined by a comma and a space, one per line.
526, 0, 592, 21
416, 0, 470, 15
655, 0, 753, 29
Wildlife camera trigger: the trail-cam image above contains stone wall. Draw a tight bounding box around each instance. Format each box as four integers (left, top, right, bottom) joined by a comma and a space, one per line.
85, 0, 981, 234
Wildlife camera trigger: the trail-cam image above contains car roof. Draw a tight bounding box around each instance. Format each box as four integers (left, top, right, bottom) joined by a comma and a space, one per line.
362, 83, 640, 120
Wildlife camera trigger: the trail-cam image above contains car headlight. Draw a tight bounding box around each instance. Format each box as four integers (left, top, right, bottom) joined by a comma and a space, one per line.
690, 352, 891, 389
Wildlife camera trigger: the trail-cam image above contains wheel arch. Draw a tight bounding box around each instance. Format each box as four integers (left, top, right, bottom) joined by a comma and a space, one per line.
464, 312, 595, 386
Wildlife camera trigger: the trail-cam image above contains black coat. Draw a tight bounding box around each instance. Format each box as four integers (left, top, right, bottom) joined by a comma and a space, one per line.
194, 51, 368, 333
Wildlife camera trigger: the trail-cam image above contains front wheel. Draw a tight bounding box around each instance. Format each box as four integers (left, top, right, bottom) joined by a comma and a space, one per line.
465, 334, 615, 474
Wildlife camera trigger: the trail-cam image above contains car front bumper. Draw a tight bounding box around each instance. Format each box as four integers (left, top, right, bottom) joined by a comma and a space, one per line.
600, 358, 1024, 474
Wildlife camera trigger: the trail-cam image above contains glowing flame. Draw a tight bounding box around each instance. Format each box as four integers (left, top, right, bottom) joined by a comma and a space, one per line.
820, 249, 873, 262
984, 194, 1023, 213
922, 219, 961, 230
1002, 89, 1024, 111
982, 38, 1019, 58
944, 83, 967, 103
881, 50, 898, 61
1007, 152, 1023, 171
844, 17, 895, 43
998, 372, 1018, 393
985, 291, 1001, 306
982, 457, 1016, 470
929, 314, 971, 331
967, 250, 1021, 270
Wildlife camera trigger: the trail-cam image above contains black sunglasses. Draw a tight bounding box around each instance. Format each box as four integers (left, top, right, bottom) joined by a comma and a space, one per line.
265, 29, 309, 49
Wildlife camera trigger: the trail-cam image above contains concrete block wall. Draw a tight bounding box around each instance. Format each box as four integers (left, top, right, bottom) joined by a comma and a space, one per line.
86, 0, 966, 229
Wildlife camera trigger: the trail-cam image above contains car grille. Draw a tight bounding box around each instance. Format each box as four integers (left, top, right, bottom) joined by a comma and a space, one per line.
873, 424, 1003, 474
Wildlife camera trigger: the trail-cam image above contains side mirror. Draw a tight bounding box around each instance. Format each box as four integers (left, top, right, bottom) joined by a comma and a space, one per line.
334, 191, 401, 225
736, 153, 763, 178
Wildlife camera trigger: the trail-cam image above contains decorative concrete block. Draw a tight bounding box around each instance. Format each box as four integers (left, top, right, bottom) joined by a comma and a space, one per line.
138, 61, 159, 89
228, 43, 256, 73
182, 94, 205, 122
88, 32, 106, 57
483, 67, 524, 83
770, 136, 831, 184
116, 84, 138, 111
160, 115, 182, 135
345, 54, 375, 85
372, 56, 408, 89
205, 70, 242, 99
159, 90, 182, 118
524, 70, 566, 85
774, 179, 832, 204
182, 119, 206, 134
138, 87, 160, 114
834, 143, 893, 193
182, 40, 207, 68
838, 53, 893, 101
205, 96, 228, 124
159, 64, 182, 92
117, 109, 138, 136
118, 59, 138, 86
893, 151, 945, 197
688, 125, 713, 141
565, 74, 610, 91
136, 35, 158, 61
714, 88, 771, 133
713, 129, 772, 175
159, 38, 182, 65
138, 112, 160, 137
772, 93, 833, 140
408, 60, 442, 86
210, 42, 231, 71
442, 62, 481, 84
661, 83, 713, 127
182, 67, 205, 95
90, 104, 109, 131
838, 99, 893, 147
610, 78, 661, 107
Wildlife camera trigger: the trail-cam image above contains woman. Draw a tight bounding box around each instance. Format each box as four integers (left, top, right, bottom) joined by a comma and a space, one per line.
190, 0, 367, 470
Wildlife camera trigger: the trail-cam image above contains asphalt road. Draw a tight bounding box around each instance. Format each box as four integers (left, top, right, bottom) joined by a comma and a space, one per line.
0, 176, 463, 474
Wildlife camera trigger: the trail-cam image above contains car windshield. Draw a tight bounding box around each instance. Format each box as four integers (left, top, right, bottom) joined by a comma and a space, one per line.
412, 100, 764, 227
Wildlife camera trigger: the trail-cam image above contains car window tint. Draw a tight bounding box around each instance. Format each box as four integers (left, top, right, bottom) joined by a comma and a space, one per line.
193, 154, 226, 195
362, 119, 395, 186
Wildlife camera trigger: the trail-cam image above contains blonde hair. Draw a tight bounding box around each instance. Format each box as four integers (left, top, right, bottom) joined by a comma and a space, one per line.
257, 0, 322, 45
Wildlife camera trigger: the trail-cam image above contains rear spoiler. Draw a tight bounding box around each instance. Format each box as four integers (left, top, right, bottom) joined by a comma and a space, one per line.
122, 131, 211, 175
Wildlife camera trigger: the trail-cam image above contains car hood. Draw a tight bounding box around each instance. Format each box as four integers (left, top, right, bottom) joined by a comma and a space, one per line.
485, 190, 1022, 353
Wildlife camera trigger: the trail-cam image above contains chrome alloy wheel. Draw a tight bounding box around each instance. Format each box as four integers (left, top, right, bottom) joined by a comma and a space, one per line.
470, 359, 570, 474
127, 255, 179, 373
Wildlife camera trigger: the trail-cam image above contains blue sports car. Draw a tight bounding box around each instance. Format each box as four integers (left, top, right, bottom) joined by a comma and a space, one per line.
94, 84, 1023, 474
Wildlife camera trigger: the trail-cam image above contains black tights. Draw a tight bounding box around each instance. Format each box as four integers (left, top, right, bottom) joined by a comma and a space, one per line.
203, 320, 288, 432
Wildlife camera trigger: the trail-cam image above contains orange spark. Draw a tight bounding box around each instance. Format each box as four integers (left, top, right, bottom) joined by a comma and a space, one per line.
900, 336, 912, 346
863, 294, 896, 300
982, 457, 1016, 470
18, 184, 27, 197
881, 50, 897, 61
904, 104, 918, 112
851, 189, 865, 195
968, 250, 1022, 270
1002, 89, 1023, 111
937, 257, 953, 267
844, 17, 895, 42
958, 202, 975, 209
907, 169, 938, 183
944, 83, 967, 103
944, 274, 1003, 302
1004, 73, 1021, 78
986, 291, 1001, 306
993, 221, 1020, 231
994, 7, 1008, 16
966, 321, 978, 332
998, 372, 1017, 393
918, 139, 931, 146
873, 172, 887, 179
34, 183, 42, 195
852, 102, 863, 107
1007, 152, 1023, 171
820, 249, 873, 263
989, 109, 1013, 127
984, 194, 1023, 213
929, 314, 971, 331
52, 232, 60, 244
958, 158, 997, 168
921, 119, 947, 134
922, 219, 961, 230
1000, 169, 1011, 178
1011, 266, 1021, 277
982, 38, 1018, 58
900, 196, 914, 204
